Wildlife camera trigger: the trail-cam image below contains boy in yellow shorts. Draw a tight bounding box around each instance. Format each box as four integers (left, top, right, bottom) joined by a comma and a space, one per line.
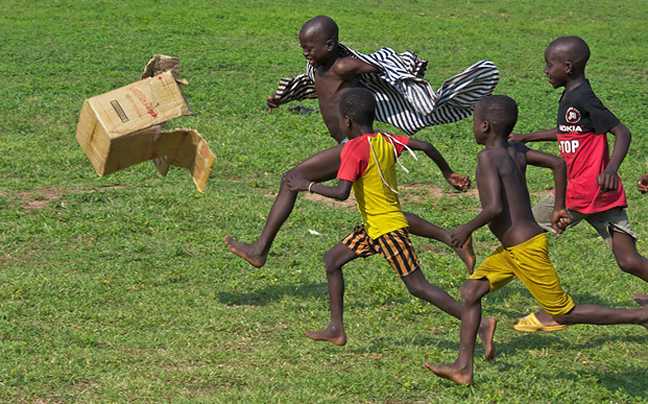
286, 88, 497, 357
424, 95, 648, 385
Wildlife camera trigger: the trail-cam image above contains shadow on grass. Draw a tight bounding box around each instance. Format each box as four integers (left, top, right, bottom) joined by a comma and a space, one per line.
486, 340, 648, 399
561, 365, 648, 400
216, 283, 326, 306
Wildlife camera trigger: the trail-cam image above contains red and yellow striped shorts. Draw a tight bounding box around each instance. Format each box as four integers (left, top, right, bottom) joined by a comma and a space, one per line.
342, 225, 420, 277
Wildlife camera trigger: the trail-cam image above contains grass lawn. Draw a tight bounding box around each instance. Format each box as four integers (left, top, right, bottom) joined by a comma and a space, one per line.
1, 0, 647, 403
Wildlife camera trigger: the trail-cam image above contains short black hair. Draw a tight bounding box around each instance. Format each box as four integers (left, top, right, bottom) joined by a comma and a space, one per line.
478, 95, 518, 136
548, 36, 590, 70
300, 15, 339, 43
338, 88, 376, 126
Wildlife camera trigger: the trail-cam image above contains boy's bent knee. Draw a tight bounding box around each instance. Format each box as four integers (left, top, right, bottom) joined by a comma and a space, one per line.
323, 250, 344, 274
460, 279, 489, 304
614, 253, 644, 275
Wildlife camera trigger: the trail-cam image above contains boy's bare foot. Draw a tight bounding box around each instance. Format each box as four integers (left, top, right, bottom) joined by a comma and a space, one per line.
304, 327, 347, 346
454, 236, 476, 274
633, 292, 648, 307
478, 317, 497, 361
224, 236, 267, 268
424, 362, 473, 385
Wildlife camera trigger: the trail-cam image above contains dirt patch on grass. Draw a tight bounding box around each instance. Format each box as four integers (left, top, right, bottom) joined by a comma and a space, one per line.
1, 186, 124, 210
399, 183, 478, 202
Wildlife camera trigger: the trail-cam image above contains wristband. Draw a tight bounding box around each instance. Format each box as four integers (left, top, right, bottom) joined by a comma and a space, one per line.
308, 182, 315, 193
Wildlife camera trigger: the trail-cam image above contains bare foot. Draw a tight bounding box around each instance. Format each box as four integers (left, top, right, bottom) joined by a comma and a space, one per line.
454, 236, 476, 274
633, 292, 648, 307
478, 317, 497, 361
304, 327, 347, 346
424, 362, 473, 385
224, 236, 266, 268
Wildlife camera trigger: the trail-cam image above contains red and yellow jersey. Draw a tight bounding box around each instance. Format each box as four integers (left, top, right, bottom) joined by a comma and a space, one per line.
337, 132, 410, 239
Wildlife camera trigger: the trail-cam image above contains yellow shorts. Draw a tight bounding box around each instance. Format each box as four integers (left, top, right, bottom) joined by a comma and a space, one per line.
470, 233, 575, 317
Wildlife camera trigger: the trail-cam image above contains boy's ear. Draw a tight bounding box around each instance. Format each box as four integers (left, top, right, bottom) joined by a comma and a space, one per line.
481, 119, 490, 134
343, 115, 352, 129
326, 39, 335, 51
565, 61, 573, 75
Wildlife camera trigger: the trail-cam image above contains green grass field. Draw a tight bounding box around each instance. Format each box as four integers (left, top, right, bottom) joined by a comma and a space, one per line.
1, 0, 647, 403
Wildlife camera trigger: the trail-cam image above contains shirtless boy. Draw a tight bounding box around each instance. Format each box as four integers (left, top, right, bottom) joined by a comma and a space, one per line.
424, 95, 648, 385
225, 16, 485, 268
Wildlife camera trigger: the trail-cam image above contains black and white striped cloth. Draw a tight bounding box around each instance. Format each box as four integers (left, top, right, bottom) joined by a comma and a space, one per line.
272, 44, 499, 135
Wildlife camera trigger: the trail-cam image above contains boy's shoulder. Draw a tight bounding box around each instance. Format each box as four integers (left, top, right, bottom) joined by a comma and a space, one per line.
507, 141, 531, 155
562, 79, 598, 103
341, 134, 372, 158
477, 145, 513, 168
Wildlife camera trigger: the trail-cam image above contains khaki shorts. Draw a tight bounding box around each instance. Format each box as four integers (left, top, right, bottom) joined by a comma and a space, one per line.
470, 233, 575, 317
532, 192, 637, 249
342, 225, 419, 277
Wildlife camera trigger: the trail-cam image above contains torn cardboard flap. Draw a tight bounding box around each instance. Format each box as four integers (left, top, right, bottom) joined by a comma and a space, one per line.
156, 128, 216, 193
141, 54, 189, 85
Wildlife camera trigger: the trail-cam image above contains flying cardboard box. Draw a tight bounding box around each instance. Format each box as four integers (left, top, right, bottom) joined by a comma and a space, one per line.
76, 70, 193, 177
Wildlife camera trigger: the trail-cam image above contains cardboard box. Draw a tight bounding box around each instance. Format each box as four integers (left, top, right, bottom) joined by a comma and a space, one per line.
76, 70, 193, 177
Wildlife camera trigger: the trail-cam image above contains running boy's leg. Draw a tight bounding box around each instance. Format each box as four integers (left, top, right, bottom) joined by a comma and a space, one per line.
225, 144, 344, 267
553, 301, 648, 327
425, 278, 491, 385
402, 269, 496, 360
304, 242, 358, 346
405, 212, 476, 273
610, 231, 648, 283
225, 145, 472, 268
634, 292, 648, 306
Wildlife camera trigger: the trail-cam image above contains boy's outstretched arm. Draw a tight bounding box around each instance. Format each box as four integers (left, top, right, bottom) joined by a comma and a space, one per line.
285, 173, 353, 201
450, 152, 503, 247
520, 144, 570, 233
599, 122, 631, 193
509, 127, 558, 143
267, 74, 318, 111
406, 139, 471, 192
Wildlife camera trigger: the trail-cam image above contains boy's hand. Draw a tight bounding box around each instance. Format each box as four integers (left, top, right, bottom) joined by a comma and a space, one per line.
446, 173, 471, 192
638, 174, 648, 194
450, 224, 472, 248
551, 209, 571, 234
267, 94, 281, 111
284, 173, 310, 192
508, 133, 526, 143
597, 168, 619, 193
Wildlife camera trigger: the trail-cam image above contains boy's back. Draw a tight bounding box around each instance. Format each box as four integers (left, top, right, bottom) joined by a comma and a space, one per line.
476, 144, 543, 247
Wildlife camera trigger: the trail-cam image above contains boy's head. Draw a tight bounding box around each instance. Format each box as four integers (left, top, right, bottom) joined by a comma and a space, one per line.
338, 88, 376, 137
473, 95, 518, 144
544, 36, 590, 88
299, 16, 339, 68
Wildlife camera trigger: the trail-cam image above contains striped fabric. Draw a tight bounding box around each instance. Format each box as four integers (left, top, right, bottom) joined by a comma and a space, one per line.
272, 44, 499, 135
